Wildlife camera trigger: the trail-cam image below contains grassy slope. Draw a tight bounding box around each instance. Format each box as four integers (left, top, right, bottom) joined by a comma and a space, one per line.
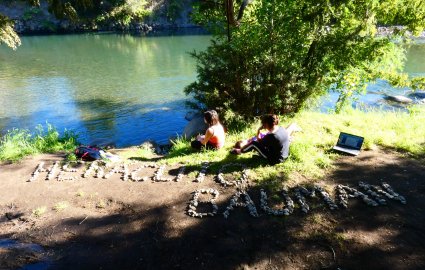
0, 124, 78, 162
161, 108, 425, 185
2, 108, 424, 186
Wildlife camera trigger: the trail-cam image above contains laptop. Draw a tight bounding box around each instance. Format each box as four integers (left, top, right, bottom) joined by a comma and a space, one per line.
333, 132, 364, 156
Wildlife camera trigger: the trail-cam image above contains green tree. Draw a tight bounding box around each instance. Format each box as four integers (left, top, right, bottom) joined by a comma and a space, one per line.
186, 0, 425, 118
0, 14, 21, 50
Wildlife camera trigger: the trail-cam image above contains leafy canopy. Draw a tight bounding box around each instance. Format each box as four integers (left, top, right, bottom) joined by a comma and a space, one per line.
0, 14, 21, 50
186, 0, 425, 118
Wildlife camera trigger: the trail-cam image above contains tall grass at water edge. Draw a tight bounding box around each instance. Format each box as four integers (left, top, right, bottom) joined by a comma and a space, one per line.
166, 107, 425, 184
0, 124, 78, 162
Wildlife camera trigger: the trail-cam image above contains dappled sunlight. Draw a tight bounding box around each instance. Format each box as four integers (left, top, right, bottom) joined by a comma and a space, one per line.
1, 145, 424, 268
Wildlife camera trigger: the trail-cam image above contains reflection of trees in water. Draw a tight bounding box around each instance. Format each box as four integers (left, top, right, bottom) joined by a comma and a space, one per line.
0, 77, 79, 133
74, 98, 121, 133
71, 97, 188, 146
404, 44, 425, 74
0, 34, 209, 103
0, 34, 209, 141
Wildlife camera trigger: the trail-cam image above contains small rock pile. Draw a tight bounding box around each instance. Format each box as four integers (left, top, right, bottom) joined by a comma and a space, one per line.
260, 188, 294, 216
223, 191, 259, 219
215, 163, 249, 188
195, 162, 209, 183
187, 188, 220, 218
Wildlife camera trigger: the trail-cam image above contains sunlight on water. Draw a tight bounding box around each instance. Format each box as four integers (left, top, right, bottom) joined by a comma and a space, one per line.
0, 33, 210, 146
0, 34, 424, 145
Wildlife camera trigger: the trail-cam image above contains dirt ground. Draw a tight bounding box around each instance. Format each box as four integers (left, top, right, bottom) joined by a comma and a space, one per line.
0, 148, 424, 270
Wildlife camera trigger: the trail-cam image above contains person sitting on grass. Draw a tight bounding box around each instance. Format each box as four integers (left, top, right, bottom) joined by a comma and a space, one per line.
231, 114, 301, 165
191, 110, 226, 150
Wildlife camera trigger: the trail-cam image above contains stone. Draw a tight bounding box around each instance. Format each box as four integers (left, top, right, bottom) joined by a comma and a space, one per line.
407, 90, 425, 100
184, 111, 202, 121
384, 95, 413, 104
182, 115, 208, 139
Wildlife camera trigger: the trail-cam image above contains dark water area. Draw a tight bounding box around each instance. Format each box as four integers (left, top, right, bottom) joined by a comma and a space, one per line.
0, 238, 50, 270
0, 33, 424, 146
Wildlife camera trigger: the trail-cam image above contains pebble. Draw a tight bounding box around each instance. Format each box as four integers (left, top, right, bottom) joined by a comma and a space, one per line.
195, 162, 209, 183
223, 191, 259, 219
187, 188, 220, 218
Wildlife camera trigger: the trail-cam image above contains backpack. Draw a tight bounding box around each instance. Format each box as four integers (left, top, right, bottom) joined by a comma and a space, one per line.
75, 146, 103, 161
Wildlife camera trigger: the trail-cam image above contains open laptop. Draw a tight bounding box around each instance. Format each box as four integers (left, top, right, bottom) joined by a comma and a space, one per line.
333, 132, 364, 156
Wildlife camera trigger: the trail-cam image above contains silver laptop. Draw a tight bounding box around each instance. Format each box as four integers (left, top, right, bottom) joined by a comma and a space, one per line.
333, 132, 364, 156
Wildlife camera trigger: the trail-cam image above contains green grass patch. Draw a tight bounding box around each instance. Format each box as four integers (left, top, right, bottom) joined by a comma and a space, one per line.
0, 124, 79, 162
53, 201, 69, 212
165, 108, 425, 184
32, 206, 47, 218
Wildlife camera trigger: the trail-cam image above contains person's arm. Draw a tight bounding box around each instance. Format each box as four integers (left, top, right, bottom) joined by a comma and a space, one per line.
258, 133, 273, 149
200, 128, 214, 145
256, 125, 264, 140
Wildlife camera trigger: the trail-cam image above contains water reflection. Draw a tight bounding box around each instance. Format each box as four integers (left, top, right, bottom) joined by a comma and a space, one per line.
0, 34, 424, 145
0, 34, 211, 145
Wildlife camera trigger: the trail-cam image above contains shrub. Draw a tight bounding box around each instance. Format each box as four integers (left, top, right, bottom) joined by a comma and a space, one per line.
186, 0, 425, 120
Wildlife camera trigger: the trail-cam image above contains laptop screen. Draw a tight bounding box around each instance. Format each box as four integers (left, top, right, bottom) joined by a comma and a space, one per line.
337, 132, 364, 150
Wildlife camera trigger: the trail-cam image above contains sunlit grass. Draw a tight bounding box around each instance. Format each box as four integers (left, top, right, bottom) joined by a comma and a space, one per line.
165, 107, 425, 183
0, 124, 79, 162
53, 201, 69, 212
32, 206, 47, 218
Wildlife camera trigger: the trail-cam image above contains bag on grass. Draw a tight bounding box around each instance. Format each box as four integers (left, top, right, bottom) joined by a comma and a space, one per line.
75, 145, 103, 161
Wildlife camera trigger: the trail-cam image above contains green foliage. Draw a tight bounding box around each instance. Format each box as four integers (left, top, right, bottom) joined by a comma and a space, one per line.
23, 7, 43, 21
187, 0, 425, 119
47, 0, 94, 20
0, 124, 79, 162
166, 109, 425, 183
0, 14, 21, 50
96, 0, 150, 27
165, 0, 188, 22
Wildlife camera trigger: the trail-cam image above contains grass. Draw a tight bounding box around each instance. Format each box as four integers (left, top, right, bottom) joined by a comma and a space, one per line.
2, 108, 424, 187
53, 201, 69, 212
164, 107, 425, 185
32, 206, 47, 218
0, 124, 79, 162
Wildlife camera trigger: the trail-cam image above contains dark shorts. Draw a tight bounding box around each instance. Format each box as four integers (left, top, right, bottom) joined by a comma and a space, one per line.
242, 141, 286, 165
191, 140, 218, 150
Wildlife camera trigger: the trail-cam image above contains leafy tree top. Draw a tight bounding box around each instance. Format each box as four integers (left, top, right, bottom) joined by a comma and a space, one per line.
186, 0, 425, 118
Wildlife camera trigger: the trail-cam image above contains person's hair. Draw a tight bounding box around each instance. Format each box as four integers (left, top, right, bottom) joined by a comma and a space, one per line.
261, 114, 279, 128
234, 140, 243, 149
204, 110, 220, 126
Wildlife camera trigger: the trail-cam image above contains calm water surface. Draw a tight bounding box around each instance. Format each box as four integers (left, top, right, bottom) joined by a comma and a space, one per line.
0, 34, 424, 146
0, 33, 210, 146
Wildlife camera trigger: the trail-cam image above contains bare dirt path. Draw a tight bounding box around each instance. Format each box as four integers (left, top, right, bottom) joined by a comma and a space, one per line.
0, 148, 424, 270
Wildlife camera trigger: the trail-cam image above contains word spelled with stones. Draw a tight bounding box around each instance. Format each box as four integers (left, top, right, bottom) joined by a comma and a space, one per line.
223, 190, 259, 219
215, 163, 249, 188
187, 188, 220, 218
28, 161, 407, 220
195, 162, 209, 183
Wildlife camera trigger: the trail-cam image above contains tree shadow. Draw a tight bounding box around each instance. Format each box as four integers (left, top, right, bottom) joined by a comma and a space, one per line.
1, 148, 424, 269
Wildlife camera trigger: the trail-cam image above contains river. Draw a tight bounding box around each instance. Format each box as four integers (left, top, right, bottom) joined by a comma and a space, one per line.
0, 33, 424, 146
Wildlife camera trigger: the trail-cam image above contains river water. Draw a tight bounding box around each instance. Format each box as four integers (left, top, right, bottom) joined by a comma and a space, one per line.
0, 33, 424, 146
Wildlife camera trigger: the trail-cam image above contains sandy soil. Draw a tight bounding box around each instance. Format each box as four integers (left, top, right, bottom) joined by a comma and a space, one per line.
0, 148, 424, 270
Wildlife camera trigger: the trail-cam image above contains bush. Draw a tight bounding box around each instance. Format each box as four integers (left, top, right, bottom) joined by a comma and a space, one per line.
186, 0, 425, 120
